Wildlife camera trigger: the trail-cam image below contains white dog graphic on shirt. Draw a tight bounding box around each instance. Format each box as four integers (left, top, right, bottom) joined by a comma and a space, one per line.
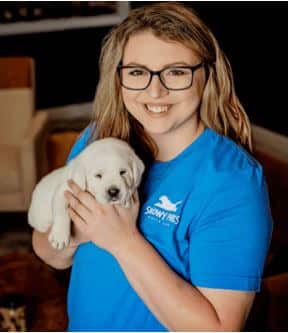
154, 195, 182, 212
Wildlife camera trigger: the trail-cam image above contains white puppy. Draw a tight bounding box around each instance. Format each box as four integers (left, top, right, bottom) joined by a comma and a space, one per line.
28, 138, 145, 250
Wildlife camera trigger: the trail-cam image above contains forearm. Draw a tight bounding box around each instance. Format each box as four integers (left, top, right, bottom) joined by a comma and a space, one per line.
114, 232, 222, 331
32, 229, 77, 270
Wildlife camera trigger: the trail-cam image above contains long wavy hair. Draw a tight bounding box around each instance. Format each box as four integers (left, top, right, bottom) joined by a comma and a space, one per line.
89, 2, 252, 167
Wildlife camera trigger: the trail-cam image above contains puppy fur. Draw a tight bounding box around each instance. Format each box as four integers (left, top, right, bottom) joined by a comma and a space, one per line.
28, 138, 145, 250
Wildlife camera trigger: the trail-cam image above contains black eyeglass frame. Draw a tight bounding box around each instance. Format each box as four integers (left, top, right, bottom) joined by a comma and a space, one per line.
117, 62, 205, 91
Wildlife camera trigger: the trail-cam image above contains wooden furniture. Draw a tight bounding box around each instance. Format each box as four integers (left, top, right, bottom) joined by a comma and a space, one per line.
0, 57, 49, 211
245, 126, 288, 331
0, 252, 68, 331
47, 131, 80, 172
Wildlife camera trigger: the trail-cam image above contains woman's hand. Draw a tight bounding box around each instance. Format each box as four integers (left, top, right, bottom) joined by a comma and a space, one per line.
64, 179, 140, 256
68, 217, 90, 248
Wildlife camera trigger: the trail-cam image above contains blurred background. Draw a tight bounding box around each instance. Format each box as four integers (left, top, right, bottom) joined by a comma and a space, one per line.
0, 1, 287, 135
0, 2, 287, 332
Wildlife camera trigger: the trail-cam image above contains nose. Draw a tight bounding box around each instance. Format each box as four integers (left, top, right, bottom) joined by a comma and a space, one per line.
107, 186, 120, 199
146, 75, 168, 98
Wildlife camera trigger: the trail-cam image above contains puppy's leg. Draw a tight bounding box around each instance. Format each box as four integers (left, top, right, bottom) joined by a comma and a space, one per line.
48, 184, 71, 250
28, 170, 62, 232
48, 160, 87, 250
28, 193, 51, 233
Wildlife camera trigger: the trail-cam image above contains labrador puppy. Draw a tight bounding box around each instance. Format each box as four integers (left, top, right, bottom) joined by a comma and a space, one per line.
28, 138, 145, 250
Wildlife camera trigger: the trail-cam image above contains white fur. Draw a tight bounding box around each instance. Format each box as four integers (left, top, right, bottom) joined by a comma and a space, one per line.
28, 138, 145, 250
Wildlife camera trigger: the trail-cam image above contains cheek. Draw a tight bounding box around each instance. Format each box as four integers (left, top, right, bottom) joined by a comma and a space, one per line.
122, 88, 141, 114
87, 176, 98, 190
181, 74, 206, 108
176, 89, 200, 112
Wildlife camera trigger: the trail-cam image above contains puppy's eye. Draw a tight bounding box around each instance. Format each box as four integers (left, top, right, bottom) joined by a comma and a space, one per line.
120, 169, 127, 176
95, 174, 102, 179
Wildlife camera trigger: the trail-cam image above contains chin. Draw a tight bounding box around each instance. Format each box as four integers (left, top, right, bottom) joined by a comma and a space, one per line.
144, 123, 174, 136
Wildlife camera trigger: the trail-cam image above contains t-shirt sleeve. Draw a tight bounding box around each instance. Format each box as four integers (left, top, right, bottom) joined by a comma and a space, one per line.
66, 126, 92, 164
189, 165, 273, 292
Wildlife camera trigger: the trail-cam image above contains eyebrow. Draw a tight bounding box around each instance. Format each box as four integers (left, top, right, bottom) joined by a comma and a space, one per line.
123, 61, 191, 67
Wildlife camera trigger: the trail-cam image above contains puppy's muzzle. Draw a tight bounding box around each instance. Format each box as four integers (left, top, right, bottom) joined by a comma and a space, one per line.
107, 186, 120, 201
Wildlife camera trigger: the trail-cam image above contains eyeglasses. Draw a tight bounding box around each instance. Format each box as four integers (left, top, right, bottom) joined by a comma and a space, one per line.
117, 63, 204, 91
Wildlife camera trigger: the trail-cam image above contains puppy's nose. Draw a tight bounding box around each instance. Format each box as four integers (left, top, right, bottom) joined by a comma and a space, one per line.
107, 187, 120, 199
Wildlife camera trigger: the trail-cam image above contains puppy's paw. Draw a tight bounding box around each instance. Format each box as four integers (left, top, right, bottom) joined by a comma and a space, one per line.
48, 229, 70, 250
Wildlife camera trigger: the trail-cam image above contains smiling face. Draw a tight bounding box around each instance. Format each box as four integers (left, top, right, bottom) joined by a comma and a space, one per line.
121, 30, 206, 147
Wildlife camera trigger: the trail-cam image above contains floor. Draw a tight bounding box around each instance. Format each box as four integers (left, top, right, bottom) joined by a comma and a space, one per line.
0, 212, 69, 331
0, 212, 32, 256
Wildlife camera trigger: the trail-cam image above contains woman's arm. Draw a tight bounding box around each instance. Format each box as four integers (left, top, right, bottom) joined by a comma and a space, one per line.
114, 233, 255, 331
32, 229, 77, 269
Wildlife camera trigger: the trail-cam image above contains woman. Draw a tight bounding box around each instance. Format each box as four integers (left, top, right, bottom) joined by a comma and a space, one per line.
32, 3, 273, 331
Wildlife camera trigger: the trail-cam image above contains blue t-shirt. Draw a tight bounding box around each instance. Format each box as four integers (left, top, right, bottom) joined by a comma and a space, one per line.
66, 127, 273, 331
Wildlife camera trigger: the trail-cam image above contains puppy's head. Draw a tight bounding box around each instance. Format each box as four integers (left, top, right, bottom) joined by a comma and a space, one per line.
79, 139, 145, 207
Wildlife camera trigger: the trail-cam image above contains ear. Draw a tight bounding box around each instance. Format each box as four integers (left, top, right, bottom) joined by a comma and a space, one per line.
66, 159, 86, 191
130, 154, 145, 189
123, 169, 134, 189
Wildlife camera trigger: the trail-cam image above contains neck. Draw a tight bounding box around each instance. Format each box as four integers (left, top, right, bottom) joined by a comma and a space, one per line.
151, 119, 205, 162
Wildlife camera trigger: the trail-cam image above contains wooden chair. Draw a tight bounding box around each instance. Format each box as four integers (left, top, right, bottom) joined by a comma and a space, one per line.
0, 57, 49, 211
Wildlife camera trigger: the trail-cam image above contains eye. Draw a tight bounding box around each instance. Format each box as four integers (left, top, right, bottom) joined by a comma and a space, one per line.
128, 68, 148, 76
95, 173, 102, 179
168, 69, 186, 76
120, 169, 127, 176
165, 67, 190, 76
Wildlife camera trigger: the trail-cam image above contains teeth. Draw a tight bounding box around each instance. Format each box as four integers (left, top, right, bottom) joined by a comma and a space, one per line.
146, 105, 170, 113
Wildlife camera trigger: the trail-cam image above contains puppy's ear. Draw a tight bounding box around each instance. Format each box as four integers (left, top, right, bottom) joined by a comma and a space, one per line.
66, 159, 86, 191
130, 154, 145, 189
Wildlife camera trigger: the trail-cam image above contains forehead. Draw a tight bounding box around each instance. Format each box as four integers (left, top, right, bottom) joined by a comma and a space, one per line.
123, 30, 198, 69
92, 153, 130, 169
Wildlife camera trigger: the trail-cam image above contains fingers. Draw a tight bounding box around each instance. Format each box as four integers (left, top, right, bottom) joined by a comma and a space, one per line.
67, 179, 82, 195
114, 191, 140, 219
67, 179, 140, 219
67, 179, 101, 212
67, 206, 86, 233
65, 190, 90, 223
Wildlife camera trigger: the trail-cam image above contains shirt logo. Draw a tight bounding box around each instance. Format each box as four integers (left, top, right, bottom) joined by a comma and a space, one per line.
143, 195, 182, 227
154, 195, 182, 212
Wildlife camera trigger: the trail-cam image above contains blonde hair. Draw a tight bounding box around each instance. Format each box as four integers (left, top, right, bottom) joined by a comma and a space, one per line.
89, 2, 252, 165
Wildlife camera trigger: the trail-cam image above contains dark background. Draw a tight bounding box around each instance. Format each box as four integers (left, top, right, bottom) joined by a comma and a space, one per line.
0, 1, 287, 135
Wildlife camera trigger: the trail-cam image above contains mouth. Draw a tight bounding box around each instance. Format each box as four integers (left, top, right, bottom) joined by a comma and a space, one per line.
106, 193, 122, 204
144, 104, 172, 115
106, 197, 120, 206
109, 197, 119, 202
